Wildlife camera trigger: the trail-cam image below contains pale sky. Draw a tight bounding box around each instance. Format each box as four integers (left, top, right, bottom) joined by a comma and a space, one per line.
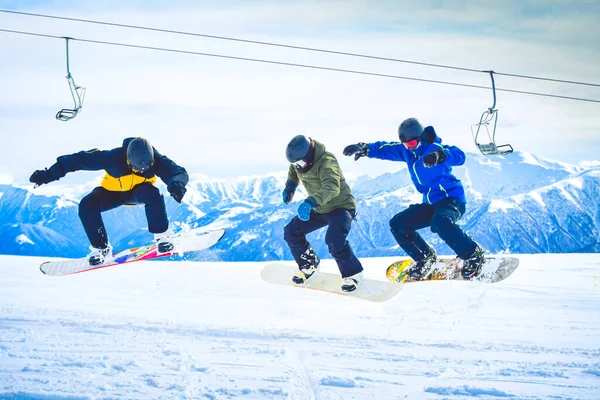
1, 0, 599, 186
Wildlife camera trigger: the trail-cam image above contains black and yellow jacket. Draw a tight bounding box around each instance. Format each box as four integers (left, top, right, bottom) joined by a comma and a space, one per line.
44, 138, 188, 192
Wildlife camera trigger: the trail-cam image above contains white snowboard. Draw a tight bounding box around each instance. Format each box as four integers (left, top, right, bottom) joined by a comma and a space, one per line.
40, 228, 226, 276
261, 263, 402, 302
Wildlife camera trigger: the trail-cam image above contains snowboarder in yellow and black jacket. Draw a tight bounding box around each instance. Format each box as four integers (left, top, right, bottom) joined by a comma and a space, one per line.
283, 135, 364, 293
29, 137, 188, 266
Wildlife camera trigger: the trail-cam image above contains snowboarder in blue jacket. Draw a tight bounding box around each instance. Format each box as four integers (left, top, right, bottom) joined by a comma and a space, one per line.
29, 137, 188, 266
343, 118, 485, 280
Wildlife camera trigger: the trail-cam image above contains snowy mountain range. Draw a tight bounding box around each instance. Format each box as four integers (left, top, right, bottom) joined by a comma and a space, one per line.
2, 151, 599, 261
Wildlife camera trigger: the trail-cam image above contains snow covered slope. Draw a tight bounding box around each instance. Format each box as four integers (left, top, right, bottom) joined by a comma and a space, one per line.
1, 254, 599, 398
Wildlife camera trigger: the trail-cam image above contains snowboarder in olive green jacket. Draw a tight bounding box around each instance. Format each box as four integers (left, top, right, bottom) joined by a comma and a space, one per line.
282, 135, 364, 292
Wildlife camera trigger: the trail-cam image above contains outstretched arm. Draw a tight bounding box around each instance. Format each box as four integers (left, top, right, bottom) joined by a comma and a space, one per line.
367, 141, 408, 162
29, 148, 109, 186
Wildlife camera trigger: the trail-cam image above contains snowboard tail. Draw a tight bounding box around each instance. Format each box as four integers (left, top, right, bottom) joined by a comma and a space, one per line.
261, 263, 402, 302
386, 256, 519, 284
40, 228, 226, 276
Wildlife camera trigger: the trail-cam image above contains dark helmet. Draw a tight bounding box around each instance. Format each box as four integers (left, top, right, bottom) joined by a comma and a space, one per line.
286, 135, 312, 163
127, 138, 154, 172
398, 118, 424, 142
286, 135, 315, 172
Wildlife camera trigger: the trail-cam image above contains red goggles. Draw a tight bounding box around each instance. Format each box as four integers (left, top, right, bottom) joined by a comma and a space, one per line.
402, 139, 419, 150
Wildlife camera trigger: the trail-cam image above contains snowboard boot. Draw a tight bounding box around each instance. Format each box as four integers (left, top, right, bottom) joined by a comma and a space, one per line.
407, 247, 437, 281
154, 231, 175, 254
341, 271, 364, 293
87, 244, 112, 266
292, 246, 320, 284
461, 246, 486, 280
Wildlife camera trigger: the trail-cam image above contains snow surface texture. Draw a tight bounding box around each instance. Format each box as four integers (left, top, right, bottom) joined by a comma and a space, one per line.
1, 254, 599, 399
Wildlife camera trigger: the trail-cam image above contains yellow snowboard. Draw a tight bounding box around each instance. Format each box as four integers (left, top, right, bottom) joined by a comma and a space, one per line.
386, 256, 520, 284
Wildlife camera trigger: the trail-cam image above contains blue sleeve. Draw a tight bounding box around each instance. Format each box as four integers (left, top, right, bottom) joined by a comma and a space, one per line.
432, 143, 465, 166
367, 141, 407, 162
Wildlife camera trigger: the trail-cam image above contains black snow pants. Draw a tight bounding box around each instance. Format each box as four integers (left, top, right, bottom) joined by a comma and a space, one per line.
389, 197, 477, 261
78, 183, 168, 249
283, 208, 363, 278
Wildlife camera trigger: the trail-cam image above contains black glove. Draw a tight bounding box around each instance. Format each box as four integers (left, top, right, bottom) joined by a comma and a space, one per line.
29, 169, 52, 187
423, 150, 447, 168
168, 181, 187, 203
343, 143, 369, 160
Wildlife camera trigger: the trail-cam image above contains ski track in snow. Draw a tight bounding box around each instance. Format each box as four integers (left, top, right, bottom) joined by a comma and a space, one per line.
0, 254, 599, 399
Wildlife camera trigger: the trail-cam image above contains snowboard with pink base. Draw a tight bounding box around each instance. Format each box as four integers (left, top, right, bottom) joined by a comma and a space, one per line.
40, 228, 226, 276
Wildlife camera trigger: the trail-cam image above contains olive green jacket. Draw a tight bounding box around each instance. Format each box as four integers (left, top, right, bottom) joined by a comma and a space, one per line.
287, 140, 356, 214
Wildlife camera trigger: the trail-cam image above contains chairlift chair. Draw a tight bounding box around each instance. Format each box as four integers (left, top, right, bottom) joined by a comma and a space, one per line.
472, 71, 513, 155
56, 37, 85, 121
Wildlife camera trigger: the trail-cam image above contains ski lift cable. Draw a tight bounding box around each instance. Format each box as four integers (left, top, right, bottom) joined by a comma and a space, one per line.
1, 28, 599, 104
1, 8, 600, 89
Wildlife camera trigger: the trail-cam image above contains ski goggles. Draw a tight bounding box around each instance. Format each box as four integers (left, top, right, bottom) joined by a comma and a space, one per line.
293, 159, 308, 169
127, 158, 154, 173
402, 139, 420, 150
132, 166, 151, 173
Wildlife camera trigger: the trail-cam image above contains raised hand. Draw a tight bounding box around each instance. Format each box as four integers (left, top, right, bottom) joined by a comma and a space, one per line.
343, 143, 369, 161
29, 169, 52, 187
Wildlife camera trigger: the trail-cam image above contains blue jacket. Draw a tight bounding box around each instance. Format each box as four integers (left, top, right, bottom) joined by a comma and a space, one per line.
367, 131, 467, 204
